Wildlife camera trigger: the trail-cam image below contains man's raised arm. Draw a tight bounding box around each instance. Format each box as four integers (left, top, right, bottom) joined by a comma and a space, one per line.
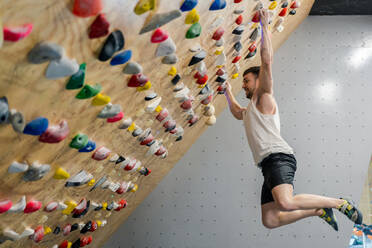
225, 82, 245, 120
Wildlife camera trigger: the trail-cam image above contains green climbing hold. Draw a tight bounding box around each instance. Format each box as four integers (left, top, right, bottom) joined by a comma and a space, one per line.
69, 133, 89, 149
75, 84, 102, 99
66, 63, 86, 90
186, 23, 202, 39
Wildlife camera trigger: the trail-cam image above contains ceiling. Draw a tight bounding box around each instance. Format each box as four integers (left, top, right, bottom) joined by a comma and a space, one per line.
310, 0, 372, 15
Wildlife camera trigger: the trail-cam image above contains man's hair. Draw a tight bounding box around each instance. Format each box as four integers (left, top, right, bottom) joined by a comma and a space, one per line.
243, 66, 260, 78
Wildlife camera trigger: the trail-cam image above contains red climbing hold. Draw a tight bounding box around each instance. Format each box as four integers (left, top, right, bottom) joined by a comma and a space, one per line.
3, 23, 33, 42
181, 99, 193, 110
196, 74, 208, 85
73, 198, 87, 216
140, 134, 154, 146
0, 199, 12, 213
128, 74, 148, 87
252, 11, 260, 23
72, 0, 103, 17
90, 221, 98, 232
248, 42, 257, 53
235, 15, 243, 25
24, 200, 42, 213
32, 226, 44, 243
156, 108, 169, 122
80, 236, 92, 246
89, 14, 110, 39
151, 28, 169, 43
234, 0, 243, 2
212, 27, 224, 41
290, 1, 300, 9
59, 240, 69, 248
232, 56, 241, 63
216, 68, 225, 76
201, 95, 213, 105
155, 146, 167, 156
107, 111, 124, 123
115, 199, 127, 211
39, 120, 69, 144
279, 7, 288, 17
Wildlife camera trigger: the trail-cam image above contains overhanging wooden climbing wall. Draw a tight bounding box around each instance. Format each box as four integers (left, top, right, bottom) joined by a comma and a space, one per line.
0, 0, 314, 247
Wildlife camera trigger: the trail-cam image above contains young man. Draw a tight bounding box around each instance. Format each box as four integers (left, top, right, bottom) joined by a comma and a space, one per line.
225, 9, 363, 231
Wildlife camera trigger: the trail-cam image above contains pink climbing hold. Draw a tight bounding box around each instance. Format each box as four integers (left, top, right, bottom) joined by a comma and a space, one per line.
39, 120, 69, 144
3, 23, 33, 42
24, 200, 42, 213
212, 27, 224, 40
188, 115, 199, 126
107, 111, 124, 123
180, 99, 193, 110
151, 28, 169, 43
31, 226, 44, 243
252, 11, 260, 23
92, 146, 111, 161
63, 224, 71, 236
72, 0, 103, 17
89, 14, 110, 39
0, 199, 12, 213
235, 15, 243, 25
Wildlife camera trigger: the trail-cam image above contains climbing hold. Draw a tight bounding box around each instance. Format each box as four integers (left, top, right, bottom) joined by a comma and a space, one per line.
63, 224, 71, 236
196, 61, 207, 75
290, 1, 300, 8
289, 9, 296, 15
123, 61, 143, 75
75, 84, 102, 99
92, 93, 111, 106
216, 68, 225, 76
232, 56, 241, 63
282, 1, 288, 8
23, 117, 49, 136
24, 200, 42, 213
44, 227, 52, 235
72, 0, 102, 17
174, 82, 185, 92
73, 198, 88, 217
79, 139, 96, 152
23, 162, 51, 181
132, 127, 143, 137
215, 52, 226, 66
188, 115, 199, 126
134, 0, 156, 15
186, 22, 202, 39
53, 167, 70, 180
232, 73, 239, 79
234, 0, 242, 2
46, 56, 79, 79
70, 133, 89, 149
171, 74, 181, 85
66, 63, 86, 90
204, 105, 215, 116
276, 23, 284, 32
189, 43, 201, 52
269, 1, 278, 10
162, 54, 178, 64
110, 50, 132, 66
0, 199, 12, 213
180, 99, 193, 110
233, 9, 244, 14
27, 42, 64, 64
31, 226, 44, 243
21, 227, 35, 238
145, 92, 157, 101
216, 74, 227, 83
235, 15, 243, 25
65, 170, 93, 187
199, 84, 210, 95
234, 41, 242, 52
107, 111, 124, 122
185, 8, 200, 24
206, 115, 216, 125
215, 37, 224, 47
92, 146, 111, 161
214, 47, 223, 55
151, 28, 169, 43
196, 74, 208, 85
279, 7, 288, 16
3, 23, 33, 42
232, 25, 245, 35
248, 42, 257, 53
252, 11, 260, 22
89, 14, 110, 39
119, 118, 133, 130
250, 28, 259, 42
9, 109, 25, 133
201, 95, 213, 105
255, 2, 263, 10
8, 161, 28, 174
209, 0, 226, 11
53, 226, 61, 235
39, 120, 69, 143
212, 27, 224, 40
98, 30, 125, 62
45, 202, 59, 212
155, 37, 176, 57
180, 0, 198, 12
188, 50, 206, 66
139, 10, 182, 34
71, 223, 79, 232
2, 229, 20, 241
98, 103, 122, 118
168, 66, 177, 76
146, 97, 162, 112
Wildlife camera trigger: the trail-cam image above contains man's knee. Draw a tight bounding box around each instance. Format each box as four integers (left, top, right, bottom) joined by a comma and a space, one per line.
262, 217, 279, 229
276, 197, 296, 211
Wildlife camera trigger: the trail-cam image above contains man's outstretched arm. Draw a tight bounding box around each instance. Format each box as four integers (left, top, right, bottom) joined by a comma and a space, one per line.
225, 82, 245, 120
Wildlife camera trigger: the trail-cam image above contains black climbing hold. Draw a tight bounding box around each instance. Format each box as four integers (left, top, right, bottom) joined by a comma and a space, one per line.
146, 140, 156, 147
106, 202, 114, 211
71, 223, 79, 232
232, 25, 244, 35
250, 28, 258, 42
71, 238, 81, 248
53, 226, 61, 235
176, 136, 183, 142
0, 97, 9, 124
188, 50, 206, 66
72, 200, 90, 218
216, 74, 227, 83
81, 221, 92, 234
116, 156, 125, 164
282, 1, 288, 8
245, 48, 257, 59
94, 205, 103, 211
289, 9, 296, 15
233, 41, 242, 52
98, 30, 125, 61
171, 74, 181, 85
199, 84, 210, 95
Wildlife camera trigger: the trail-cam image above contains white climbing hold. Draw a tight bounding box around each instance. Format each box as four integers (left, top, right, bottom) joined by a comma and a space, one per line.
8, 196, 26, 213
119, 118, 133, 129
45, 202, 59, 212
57, 202, 67, 210
215, 37, 224, 47
196, 61, 207, 75
19, 227, 34, 238
155, 38, 176, 57
204, 105, 215, 116
3, 229, 20, 241
206, 115, 216, 125
45, 56, 79, 79
189, 43, 201, 52
146, 97, 162, 112
215, 52, 226, 66
232, 35, 241, 43
174, 86, 190, 99
8, 161, 29, 173
209, 16, 224, 30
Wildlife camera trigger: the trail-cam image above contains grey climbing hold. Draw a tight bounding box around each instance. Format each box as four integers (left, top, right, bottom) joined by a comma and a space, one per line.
234, 41, 242, 52
250, 28, 259, 42
65, 170, 93, 187
119, 118, 132, 129
8, 161, 29, 173
188, 50, 206, 66
132, 127, 143, 137
174, 82, 185, 92
97, 103, 122, 118
155, 38, 176, 57
196, 61, 207, 74
233, 9, 244, 14
23, 162, 51, 181
27, 42, 64, 64
232, 35, 241, 43
232, 25, 245, 35
45, 56, 79, 79
139, 10, 182, 34
162, 54, 178, 64
9, 109, 25, 133
255, 1, 263, 10
8, 196, 26, 213
0, 97, 9, 124
123, 62, 143, 75
215, 37, 224, 47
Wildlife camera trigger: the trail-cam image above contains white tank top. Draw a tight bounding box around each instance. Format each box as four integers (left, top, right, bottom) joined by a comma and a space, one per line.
242, 97, 294, 166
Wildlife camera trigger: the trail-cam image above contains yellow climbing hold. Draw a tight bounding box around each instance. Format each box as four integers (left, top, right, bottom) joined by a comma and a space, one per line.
97, 220, 102, 227
216, 65, 223, 69
198, 83, 207, 88
168, 66, 177, 76
88, 179, 95, 186
67, 242, 72, 248
128, 122, 136, 132
155, 105, 163, 112
131, 184, 138, 192
251, 23, 258, 29
136, 81, 152, 92
215, 46, 224, 55
269, 1, 277, 10
62, 200, 77, 215
92, 93, 111, 106
185, 8, 200, 24
44, 226, 52, 235
102, 202, 108, 210
232, 73, 239, 79
134, 0, 156, 15
53, 167, 70, 180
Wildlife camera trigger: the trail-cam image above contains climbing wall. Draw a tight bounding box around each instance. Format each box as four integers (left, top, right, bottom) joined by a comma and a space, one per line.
0, 0, 313, 247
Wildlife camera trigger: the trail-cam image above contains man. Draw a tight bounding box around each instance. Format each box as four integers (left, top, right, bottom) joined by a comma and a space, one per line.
225, 9, 362, 231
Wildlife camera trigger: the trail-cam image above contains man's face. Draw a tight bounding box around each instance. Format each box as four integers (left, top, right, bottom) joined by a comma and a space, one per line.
242, 73, 258, 99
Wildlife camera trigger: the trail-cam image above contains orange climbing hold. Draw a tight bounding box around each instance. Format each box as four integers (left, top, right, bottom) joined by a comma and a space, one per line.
73, 0, 103, 17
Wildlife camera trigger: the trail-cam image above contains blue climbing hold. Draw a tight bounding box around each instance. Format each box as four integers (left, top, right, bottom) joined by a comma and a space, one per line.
78, 140, 96, 153
110, 50, 132, 66
209, 0, 226, 11
180, 0, 198, 12
23, 117, 49, 136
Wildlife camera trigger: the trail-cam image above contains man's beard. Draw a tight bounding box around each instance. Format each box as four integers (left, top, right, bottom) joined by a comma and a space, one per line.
246, 90, 253, 99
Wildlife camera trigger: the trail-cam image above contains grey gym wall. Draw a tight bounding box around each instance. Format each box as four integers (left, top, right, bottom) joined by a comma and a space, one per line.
104, 16, 372, 248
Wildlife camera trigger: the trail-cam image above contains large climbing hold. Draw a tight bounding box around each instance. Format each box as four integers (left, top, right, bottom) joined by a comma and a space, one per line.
123, 61, 143, 75
23, 117, 49, 136
89, 14, 110, 39
39, 120, 69, 143
24, 200, 42, 213
46, 57, 79, 79
151, 28, 169, 43
110, 50, 132, 66
23, 162, 51, 181
180, 0, 198, 12
212, 27, 224, 40
98, 30, 125, 61
185, 8, 200, 24
72, 0, 103, 17
0, 96, 9, 124
188, 50, 206, 66
155, 38, 176, 56
9, 109, 25, 133
134, 0, 156, 15
186, 22, 201, 39
65, 171, 93, 187
66, 63, 86, 90
27, 42, 64, 64
69, 133, 89, 149
75, 84, 102, 99
209, 0, 226, 11
0, 199, 12, 213
3, 23, 33, 42
139, 10, 182, 34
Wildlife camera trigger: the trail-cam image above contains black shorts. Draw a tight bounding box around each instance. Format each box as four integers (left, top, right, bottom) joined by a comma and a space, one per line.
259, 152, 297, 205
